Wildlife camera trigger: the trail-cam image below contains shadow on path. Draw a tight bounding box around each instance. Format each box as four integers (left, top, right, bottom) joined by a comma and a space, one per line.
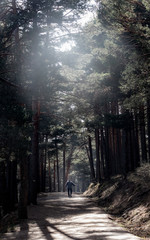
1, 192, 142, 240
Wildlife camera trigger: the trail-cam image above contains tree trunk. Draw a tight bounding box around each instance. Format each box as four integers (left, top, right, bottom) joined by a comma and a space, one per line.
126, 129, 131, 173
81, 175, 85, 192
43, 148, 46, 192
100, 128, 105, 179
18, 156, 28, 219
104, 127, 111, 179
95, 128, 101, 182
5, 154, 12, 213
0, 162, 6, 216
53, 159, 56, 192
134, 110, 140, 167
87, 135, 95, 182
10, 160, 18, 210
121, 129, 127, 177
29, 1, 40, 204
116, 128, 121, 173
129, 115, 135, 171
43, 135, 48, 192
48, 152, 52, 192
139, 106, 147, 162
109, 127, 115, 176
39, 149, 43, 192
63, 142, 66, 192
147, 99, 150, 160
55, 140, 60, 192
30, 99, 40, 204
130, 112, 138, 171
65, 146, 75, 182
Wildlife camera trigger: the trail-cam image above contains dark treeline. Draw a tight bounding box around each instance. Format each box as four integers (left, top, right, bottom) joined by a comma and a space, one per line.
86, 102, 150, 182
0, 0, 150, 220
0, 0, 89, 219
82, 0, 150, 182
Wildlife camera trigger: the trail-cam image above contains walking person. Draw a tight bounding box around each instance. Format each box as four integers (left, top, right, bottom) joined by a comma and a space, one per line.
66, 180, 75, 197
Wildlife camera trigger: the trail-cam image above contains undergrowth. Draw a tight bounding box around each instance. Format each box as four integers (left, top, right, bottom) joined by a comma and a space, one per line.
84, 164, 150, 239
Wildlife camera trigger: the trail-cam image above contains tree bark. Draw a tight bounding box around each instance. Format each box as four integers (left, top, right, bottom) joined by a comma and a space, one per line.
53, 159, 56, 192
63, 141, 66, 192
100, 128, 105, 179
134, 110, 140, 167
104, 127, 111, 179
121, 129, 127, 177
29, 0, 40, 204
55, 140, 60, 192
18, 156, 28, 219
30, 99, 40, 204
10, 160, 18, 210
87, 135, 95, 182
139, 106, 147, 162
95, 128, 101, 182
147, 99, 150, 160
48, 152, 52, 192
65, 146, 75, 182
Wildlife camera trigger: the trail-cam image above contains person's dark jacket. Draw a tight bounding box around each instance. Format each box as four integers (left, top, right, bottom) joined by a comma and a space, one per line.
66, 180, 75, 189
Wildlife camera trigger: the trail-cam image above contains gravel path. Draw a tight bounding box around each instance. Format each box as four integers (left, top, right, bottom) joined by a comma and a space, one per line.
1, 192, 142, 240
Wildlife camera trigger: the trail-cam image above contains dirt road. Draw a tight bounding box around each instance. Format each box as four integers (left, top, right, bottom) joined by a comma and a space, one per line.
1, 193, 142, 240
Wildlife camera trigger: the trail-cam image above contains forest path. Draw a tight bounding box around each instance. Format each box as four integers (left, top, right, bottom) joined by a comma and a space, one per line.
1, 192, 142, 240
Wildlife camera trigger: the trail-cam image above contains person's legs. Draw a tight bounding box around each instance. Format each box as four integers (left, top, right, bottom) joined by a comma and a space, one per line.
68, 188, 72, 197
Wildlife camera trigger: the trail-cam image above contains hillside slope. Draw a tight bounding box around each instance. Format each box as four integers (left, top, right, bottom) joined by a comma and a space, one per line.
84, 164, 150, 239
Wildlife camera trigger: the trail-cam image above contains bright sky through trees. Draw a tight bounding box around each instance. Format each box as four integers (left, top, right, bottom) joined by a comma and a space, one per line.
58, 0, 98, 52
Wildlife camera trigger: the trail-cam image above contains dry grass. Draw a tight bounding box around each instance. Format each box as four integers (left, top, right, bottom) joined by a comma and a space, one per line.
84, 164, 150, 239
